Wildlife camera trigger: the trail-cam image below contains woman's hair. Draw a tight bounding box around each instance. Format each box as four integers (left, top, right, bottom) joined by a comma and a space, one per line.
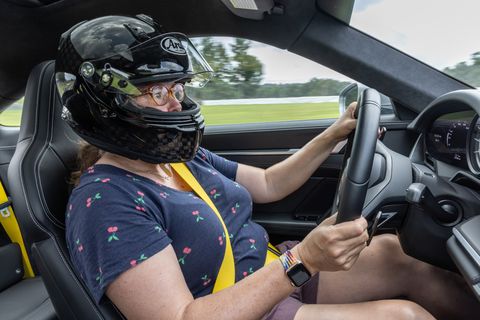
70, 142, 104, 186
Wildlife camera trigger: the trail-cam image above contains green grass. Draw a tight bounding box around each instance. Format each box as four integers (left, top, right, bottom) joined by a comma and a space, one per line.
0, 102, 339, 127
201, 102, 339, 126
0, 109, 22, 126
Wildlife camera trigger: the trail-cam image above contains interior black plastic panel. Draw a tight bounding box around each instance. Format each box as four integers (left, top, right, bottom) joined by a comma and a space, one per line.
0, 243, 23, 291
0, 0, 318, 106
203, 114, 415, 237
447, 216, 480, 299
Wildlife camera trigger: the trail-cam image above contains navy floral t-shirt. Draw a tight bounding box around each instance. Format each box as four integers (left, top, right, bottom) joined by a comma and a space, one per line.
65, 148, 270, 303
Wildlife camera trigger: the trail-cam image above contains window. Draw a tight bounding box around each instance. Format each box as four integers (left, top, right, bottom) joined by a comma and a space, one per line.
189, 37, 354, 126
0, 98, 23, 126
351, 0, 480, 88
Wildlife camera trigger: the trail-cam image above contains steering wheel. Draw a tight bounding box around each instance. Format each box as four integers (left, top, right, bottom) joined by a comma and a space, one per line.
333, 88, 382, 223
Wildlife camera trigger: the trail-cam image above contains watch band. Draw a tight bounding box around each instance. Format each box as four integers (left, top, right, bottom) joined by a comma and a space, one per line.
279, 249, 311, 287
279, 250, 298, 270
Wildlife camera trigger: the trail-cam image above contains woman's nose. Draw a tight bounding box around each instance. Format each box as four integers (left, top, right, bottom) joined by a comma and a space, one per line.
166, 96, 182, 112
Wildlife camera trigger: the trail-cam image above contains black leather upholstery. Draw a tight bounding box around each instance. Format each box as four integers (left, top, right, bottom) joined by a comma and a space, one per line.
7, 61, 124, 319
0, 277, 57, 320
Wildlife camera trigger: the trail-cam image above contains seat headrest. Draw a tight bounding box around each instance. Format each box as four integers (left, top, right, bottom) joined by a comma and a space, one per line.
9, 60, 80, 240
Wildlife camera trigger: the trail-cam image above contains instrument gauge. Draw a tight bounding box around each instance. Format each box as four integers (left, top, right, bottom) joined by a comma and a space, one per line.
427, 110, 475, 169
467, 116, 480, 174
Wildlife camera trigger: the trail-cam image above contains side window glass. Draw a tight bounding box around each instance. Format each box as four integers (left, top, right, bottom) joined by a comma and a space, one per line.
189, 37, 354, 126
0, 98, 23, 127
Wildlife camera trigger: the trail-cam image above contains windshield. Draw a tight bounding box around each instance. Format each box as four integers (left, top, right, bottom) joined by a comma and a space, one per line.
350, 0, 480, 88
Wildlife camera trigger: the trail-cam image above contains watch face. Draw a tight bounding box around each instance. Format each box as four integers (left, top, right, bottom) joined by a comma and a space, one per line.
287, 263, 311, 287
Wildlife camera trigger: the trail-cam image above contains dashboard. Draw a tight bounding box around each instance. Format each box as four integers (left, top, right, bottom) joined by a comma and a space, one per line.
403, 90, 480, 299
426, 110, 480, 173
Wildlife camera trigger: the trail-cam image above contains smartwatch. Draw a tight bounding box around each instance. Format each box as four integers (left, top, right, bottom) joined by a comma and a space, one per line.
279, 249, 311, 287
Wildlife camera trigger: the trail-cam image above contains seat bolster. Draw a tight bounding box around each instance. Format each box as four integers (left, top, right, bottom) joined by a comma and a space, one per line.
0, 276, 57, 320
32, 238, 124, 320
8, 60, 125, 320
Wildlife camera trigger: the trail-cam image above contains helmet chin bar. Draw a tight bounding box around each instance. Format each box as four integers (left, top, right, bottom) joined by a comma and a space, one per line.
75, 122, 204, 164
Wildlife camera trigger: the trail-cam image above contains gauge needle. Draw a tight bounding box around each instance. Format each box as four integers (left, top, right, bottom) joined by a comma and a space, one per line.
475, 138, 480, 142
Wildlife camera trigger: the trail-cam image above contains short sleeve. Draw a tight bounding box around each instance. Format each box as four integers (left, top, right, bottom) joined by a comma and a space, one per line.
66, 183, 172, 303
198, 147, 238, 180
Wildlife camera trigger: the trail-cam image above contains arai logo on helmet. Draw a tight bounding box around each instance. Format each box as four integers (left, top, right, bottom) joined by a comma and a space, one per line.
161, 37, 187, 55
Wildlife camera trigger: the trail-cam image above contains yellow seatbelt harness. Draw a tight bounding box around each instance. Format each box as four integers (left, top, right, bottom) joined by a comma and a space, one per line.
0, 181, 35, 278
171, 163, 279, 293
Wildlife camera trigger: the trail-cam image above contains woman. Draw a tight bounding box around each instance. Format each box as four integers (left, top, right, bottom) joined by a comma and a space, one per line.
57, 15, 479, 320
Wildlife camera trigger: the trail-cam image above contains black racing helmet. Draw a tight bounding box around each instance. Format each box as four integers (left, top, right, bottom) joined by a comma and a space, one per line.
55, 14, 213, 163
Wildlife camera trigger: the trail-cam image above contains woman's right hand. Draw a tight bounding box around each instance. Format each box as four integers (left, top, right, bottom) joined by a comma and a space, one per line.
293, 213, 369, 274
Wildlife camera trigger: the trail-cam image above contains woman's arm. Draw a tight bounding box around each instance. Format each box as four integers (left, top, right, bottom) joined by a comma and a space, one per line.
106, 213, 368, 320
236, 103, 357, 203
107, 245, 294, 320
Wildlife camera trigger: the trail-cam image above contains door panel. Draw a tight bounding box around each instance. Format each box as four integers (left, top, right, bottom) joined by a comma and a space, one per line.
202, 118, 416, 240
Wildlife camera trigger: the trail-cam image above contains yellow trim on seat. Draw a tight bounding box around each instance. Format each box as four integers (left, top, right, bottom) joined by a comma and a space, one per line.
265, 242, 281, 265
0, 182, 35, 278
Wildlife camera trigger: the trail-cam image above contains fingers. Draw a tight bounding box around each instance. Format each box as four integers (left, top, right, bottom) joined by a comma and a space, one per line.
340, 228, 369, 248
329, 216, 368, 240
347, 102, 357, 118
329, 230, 368, 270
343, 239, 368, 270
316, 230, 368, 271
321, 213, 338, 226
347, 101, 357, 110
302, 215, 368, 272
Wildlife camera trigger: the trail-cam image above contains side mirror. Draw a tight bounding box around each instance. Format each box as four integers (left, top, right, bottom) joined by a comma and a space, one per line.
338, 83, 395, 116
339, 83, 358, 113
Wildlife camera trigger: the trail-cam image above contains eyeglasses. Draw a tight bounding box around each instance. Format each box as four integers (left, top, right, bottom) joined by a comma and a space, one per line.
139, 83, 185, 106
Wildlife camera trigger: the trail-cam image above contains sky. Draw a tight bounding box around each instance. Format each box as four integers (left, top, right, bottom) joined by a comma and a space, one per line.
350, 0, 480, 69
232, 0, 480, 84
248, 44, 352, 84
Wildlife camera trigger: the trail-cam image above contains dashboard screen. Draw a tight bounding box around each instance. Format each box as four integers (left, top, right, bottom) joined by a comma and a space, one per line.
426, 110, 476, 168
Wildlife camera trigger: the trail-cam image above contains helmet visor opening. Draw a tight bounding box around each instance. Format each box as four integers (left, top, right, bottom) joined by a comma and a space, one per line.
125, 82, 186, 112
79, 32, 213, 96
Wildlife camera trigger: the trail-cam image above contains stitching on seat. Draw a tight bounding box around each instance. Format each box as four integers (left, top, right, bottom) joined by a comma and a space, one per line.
16, 61, 105, 320
35, 75, 80, 229
34, 76, 66, 229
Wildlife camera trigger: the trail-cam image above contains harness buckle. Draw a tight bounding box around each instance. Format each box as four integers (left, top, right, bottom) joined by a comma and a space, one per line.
0, 207, 10, 218
0, 197, 12, 218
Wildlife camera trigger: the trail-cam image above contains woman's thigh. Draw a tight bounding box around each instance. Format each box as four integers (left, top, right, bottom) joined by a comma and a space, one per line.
315, 233, 412, 304
294, 299, 434, 320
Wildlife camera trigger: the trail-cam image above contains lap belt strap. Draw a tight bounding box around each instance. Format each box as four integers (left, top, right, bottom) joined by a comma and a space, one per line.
0, 180, 35, 277
171, 163, 279, 293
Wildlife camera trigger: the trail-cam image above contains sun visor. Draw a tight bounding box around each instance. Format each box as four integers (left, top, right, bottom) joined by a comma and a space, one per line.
220, 0, 283, 20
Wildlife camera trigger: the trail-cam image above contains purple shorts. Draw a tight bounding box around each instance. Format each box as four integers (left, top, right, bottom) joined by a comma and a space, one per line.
261, 241, 319, 320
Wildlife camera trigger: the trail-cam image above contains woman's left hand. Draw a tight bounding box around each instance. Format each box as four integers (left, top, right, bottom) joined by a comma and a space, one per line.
325, 102, 357, 143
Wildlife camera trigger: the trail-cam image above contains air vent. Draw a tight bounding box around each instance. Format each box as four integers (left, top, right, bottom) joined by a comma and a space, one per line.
451, 172, 480, 192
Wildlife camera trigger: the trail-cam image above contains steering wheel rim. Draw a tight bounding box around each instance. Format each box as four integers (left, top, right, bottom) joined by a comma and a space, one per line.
334, 88, 382, 223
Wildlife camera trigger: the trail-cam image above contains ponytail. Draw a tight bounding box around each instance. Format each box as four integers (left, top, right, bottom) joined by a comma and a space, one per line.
70, 142, 104, 186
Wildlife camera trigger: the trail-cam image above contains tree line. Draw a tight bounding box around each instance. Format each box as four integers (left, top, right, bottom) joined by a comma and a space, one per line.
189, 38, 351, 101
189, 38, 480, 101
444, 52, 480, 87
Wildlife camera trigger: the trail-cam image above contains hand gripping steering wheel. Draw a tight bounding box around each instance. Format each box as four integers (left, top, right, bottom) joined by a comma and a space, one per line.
333, 88, 382, 223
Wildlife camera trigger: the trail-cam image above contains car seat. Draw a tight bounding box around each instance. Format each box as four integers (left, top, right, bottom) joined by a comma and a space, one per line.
7, 61, 124, 319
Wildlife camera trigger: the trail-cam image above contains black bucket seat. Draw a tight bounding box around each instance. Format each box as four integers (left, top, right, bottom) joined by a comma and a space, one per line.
7, 61, 124, 319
